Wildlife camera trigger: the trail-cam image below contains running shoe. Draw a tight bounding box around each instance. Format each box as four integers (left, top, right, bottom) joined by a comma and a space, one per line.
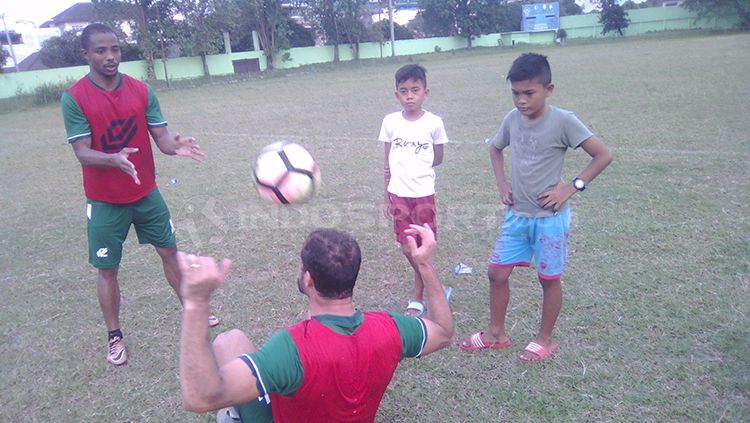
107, 336, 128, 366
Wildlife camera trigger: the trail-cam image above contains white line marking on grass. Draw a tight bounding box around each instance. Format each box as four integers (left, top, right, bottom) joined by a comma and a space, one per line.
192, 134, 750, 157
613, 147, 750, 157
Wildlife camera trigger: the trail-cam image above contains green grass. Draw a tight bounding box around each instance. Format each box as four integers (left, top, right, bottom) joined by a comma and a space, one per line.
1, 31, 748, 422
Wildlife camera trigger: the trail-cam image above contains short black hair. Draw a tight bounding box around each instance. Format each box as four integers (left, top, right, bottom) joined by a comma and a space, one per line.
507, 53, 552, 86
395, 64, 427, 87
300, 229, 361, 299
81, 23, 116, 50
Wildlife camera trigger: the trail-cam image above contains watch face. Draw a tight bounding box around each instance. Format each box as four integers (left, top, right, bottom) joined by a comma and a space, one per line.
574, 179, 585, 190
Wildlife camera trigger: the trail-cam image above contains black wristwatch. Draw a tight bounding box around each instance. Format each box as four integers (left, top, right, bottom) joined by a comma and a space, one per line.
573, 177, 586, 192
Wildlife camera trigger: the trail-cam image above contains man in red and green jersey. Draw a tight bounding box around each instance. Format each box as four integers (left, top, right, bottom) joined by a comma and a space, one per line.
61, 23, 216, 367
178, 224, 454, 422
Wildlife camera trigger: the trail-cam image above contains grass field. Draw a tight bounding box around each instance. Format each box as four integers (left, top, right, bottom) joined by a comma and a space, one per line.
1, 31, 748, 422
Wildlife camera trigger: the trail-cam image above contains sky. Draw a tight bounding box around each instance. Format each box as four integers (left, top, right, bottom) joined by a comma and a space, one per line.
0, 0, 87, 30
0, 0, 653, 31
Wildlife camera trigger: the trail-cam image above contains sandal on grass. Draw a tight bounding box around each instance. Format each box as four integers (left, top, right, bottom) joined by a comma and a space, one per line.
519, 340, 557, 363
405, 300, 425, 317
458, 332, 511, 352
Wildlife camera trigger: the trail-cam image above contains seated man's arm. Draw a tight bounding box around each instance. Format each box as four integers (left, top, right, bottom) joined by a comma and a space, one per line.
417, 262, 454, 355
402, 224, 454, 356
178, 254, 260, 412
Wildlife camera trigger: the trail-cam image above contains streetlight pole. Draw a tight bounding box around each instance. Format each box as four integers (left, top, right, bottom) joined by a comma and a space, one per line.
388, 0, 395, 57
0, 12, 19, 71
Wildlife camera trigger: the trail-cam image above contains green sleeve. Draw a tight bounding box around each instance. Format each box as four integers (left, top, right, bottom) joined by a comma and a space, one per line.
387, 311, 428, 358
243, 329, 304, 398
61, 91, 91, 143
145, 84, 167, 127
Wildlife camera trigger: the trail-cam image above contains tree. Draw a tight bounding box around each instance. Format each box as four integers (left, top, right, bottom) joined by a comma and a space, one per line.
622, 1, 644, 9
560, 0, 583, 16
368, 19, 414, 42
335, 0, 370, 60
0, 48, 9, 72
364, 18, 412, 57
682, 0, 750, 29
232, 0, 294, 69
417, 0, 459, 37
299, 0, 370, 62
478, 0, 522, 34
598, 0, 630, 36
234, 16, 315, 52
167, 0, 239, 77
418, 0, 520, 46
38, 29, 142, 69
93, 0, 157, 81
286, 18, 316, 48
38, 30, 88, 68
298, 0, 338, 62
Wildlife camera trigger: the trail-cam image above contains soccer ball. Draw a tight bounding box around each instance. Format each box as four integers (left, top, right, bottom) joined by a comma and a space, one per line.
253, 142, 321, 205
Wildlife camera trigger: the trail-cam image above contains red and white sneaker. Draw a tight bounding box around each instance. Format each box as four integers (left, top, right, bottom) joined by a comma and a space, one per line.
107, 336, 128, 366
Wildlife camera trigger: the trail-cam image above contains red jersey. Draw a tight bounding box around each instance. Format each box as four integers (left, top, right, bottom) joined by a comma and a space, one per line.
271, 312, 403, 423
66, 75, 156, 203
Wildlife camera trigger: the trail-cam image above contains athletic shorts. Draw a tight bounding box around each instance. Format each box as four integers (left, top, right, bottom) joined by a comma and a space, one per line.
488, 208, 570, 280
389, 193, 437, 245
86, 188, 176, 269
237, 400, 273, 423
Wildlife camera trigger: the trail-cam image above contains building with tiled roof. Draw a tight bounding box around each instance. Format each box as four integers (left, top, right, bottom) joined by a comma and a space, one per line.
39, 2, 98, 33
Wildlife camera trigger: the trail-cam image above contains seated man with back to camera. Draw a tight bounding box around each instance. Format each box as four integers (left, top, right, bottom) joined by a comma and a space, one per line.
178, 223, 454, 422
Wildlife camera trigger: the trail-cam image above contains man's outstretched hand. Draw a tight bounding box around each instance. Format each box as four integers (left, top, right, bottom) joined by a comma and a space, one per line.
173, 134, 205, 162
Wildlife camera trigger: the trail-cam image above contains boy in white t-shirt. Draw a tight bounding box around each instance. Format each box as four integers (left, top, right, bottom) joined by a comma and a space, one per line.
379, 64, 451, 317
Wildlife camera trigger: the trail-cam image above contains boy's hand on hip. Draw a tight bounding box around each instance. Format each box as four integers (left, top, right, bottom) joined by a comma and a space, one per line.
498, 181, 513, 206
537, 181, 575, 212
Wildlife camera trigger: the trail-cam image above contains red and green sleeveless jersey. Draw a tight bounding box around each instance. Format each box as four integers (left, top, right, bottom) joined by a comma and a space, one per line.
238, 311, 425, 423
63, 74, 165, 204
271, 312, 403, 423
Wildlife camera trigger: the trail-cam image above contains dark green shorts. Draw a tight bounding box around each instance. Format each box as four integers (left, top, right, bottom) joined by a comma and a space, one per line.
86, 188, 176, 269
237, 400, 273, 423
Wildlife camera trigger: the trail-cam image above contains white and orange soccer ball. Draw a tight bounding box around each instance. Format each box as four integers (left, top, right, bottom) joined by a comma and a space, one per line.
253, 142, 321, 205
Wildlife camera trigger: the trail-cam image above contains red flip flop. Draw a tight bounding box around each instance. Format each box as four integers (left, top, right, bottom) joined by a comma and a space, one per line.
458, 332, 511, 352
519, 340, 557, 362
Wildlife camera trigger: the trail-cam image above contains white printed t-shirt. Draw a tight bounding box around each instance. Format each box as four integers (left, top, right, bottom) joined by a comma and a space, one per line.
378, 110, 449, 198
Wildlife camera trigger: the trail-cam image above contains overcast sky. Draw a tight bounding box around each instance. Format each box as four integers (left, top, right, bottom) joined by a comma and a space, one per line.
0, 0, 647, 31
0, 0, 87, 29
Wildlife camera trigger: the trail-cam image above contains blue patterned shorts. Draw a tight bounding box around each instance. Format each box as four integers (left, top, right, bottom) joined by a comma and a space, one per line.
489, 207, 571, 280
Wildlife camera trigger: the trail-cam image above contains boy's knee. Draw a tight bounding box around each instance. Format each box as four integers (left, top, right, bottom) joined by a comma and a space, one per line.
489, 277, 509, 287
488, 270, 510, 286
538, 276, 562, 288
